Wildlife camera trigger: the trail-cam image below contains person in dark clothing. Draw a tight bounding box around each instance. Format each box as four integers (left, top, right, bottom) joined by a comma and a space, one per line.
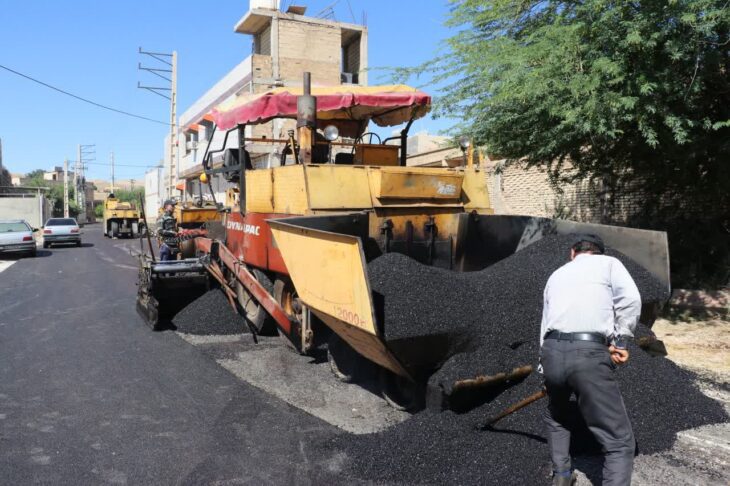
540, 234, 641, 486
156, 199, 178, 261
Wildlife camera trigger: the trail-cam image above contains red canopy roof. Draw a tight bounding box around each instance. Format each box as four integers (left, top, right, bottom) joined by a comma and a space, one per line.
211, 85, 431, 131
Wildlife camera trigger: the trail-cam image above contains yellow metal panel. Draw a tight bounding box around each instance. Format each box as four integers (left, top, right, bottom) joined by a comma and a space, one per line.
461, 166, 493, 212
176, 207, 221, 224
371, 168, 463, 200
272, 165, 309, 214
354, 144, 399, 166
368, 209, 462, 242
269, 223, 377, 336
246, 168, 275, 213
305, 165, 373, 210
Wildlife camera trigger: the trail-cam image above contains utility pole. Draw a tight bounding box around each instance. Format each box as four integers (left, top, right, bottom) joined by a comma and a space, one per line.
75, 146, 82, 220
63, 159, 69, 218
138, 47, 177, 199
130, 179, 135, 191
77, 144, 95, 223
110, 151, 115, 194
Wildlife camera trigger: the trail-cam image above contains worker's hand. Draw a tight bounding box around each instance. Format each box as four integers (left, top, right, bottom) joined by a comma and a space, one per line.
608, 345, 629, 365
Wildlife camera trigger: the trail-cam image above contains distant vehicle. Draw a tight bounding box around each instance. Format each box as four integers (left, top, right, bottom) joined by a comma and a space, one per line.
0, 219, 38, 257
43, 218, 81, 248
103, 194, 142, 238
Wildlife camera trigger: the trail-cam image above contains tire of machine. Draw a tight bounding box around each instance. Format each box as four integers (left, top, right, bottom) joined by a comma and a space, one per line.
110, 221, 119, 238
273, 277, 301, 352
132, 221, 139, 238
235, 269, 276, 335
327, 334, 377, 383
379, 368, 424, 412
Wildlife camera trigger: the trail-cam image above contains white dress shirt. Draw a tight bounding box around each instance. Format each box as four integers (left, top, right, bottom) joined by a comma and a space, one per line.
540, 253, 642, 347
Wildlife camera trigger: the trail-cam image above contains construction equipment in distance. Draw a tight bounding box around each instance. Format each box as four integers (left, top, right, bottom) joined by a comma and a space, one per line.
103, 194, 144, 238
136, 74, 670, 410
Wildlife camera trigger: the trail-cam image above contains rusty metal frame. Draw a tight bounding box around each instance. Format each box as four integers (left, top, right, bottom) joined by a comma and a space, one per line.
195, 236, 293, 335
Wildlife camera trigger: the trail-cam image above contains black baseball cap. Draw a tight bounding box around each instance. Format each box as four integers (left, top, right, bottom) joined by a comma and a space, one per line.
572, 233, 605, 253
163, 199, 176, 207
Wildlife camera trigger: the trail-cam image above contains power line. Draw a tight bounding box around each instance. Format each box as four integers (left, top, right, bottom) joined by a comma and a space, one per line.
0, 63, 170, 126
85, 161, 159, 168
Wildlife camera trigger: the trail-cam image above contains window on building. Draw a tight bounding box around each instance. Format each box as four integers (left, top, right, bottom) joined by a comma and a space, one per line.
200, 120, 215, 143
341, 31, 361, 84
254, 24, 272, 56
184, 130, 199, 156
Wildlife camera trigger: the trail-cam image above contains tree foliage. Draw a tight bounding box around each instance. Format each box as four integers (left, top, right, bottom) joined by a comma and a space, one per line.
23, 170, 78, 217
112, 188, 145, 205
400, 0, 729, 286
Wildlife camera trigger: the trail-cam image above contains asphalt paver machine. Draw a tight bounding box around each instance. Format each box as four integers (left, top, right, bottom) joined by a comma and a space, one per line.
136, 73, 670, 409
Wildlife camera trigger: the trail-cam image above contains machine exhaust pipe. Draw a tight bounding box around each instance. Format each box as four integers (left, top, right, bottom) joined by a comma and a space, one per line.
297, 72, 316, 164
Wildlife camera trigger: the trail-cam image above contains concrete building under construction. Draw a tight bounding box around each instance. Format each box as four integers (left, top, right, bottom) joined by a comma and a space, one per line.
148, 1, 369, 215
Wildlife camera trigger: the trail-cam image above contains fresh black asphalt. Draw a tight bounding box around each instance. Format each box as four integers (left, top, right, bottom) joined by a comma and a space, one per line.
0, 225, 351, 485
2, 225, 724, 486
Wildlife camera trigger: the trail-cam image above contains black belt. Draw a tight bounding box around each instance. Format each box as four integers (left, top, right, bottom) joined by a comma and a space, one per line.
544, 331, 608, 345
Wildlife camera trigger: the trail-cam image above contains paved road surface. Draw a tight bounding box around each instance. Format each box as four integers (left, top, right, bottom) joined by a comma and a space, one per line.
0, 225, 350, 485
1, 224, 727, 485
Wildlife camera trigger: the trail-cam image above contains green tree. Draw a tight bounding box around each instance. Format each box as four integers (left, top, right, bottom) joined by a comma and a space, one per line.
25, 169, 46, 181
47, 184, 78, 217
401, 0, 729, 286
23, 170, 81, 217
112, 187, 145, 205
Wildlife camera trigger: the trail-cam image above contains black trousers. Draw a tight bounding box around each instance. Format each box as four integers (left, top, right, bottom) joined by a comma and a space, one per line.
541, 339, 635, 486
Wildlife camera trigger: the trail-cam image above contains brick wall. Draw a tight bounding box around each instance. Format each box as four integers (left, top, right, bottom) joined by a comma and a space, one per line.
277, 19, 341, 85
482, 159, 647, 223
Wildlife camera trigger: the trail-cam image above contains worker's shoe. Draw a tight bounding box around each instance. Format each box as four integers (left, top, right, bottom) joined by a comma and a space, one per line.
552, 470, 577, 486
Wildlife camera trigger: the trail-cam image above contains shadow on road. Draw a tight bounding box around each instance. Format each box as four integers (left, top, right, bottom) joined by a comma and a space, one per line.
1, 250, 52, 260
46, 242, 95, 249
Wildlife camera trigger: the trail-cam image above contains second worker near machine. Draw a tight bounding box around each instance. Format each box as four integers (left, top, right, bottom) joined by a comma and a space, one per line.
540, 234, 642, 486
157, 199, 179, 261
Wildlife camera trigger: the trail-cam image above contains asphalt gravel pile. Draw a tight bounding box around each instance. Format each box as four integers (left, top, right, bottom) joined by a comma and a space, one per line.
331, 338, 727, 485
336, 233, 725, 484
172, 288, 249, 335
367, 233, 669, 390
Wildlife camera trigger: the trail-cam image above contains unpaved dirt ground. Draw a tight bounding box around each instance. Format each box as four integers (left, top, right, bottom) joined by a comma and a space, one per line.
653, 317, 730, 384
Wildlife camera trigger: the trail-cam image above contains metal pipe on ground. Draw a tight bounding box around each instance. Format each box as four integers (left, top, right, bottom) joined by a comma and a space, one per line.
479, 388, 547, 429
451, 365, 533, 392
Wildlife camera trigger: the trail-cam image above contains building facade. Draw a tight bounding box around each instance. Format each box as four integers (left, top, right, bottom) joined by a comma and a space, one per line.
144, 167, 164, 222
149, 1, 369, 205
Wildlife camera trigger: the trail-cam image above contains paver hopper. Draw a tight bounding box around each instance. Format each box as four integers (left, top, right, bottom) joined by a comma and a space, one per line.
269, 212, 670, 408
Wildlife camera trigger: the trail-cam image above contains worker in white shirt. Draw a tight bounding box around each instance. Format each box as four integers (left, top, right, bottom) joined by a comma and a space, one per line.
540, 234, 642, 486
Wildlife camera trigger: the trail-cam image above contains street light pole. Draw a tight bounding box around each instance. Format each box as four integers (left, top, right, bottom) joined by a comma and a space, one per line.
63, 159, 69, 218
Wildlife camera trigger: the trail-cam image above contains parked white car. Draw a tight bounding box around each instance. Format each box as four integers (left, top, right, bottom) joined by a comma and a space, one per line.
0, 219, 38, 257
43, 218, 82, 248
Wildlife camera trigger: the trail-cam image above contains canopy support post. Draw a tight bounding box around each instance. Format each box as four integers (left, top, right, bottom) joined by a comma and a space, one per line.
399, 117, 415, 167
237, 124, 246, 214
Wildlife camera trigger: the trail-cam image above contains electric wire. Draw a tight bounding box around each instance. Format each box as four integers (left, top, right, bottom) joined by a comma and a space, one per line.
0, 63, 170, 126
85, 161, 160, 168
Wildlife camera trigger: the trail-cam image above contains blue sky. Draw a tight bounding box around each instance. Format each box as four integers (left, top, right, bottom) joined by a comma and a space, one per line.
0, 0, 455, 181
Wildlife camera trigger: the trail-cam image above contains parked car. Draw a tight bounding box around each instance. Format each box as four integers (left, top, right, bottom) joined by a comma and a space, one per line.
43, 218, 82, 248
0, 219, 38, 257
